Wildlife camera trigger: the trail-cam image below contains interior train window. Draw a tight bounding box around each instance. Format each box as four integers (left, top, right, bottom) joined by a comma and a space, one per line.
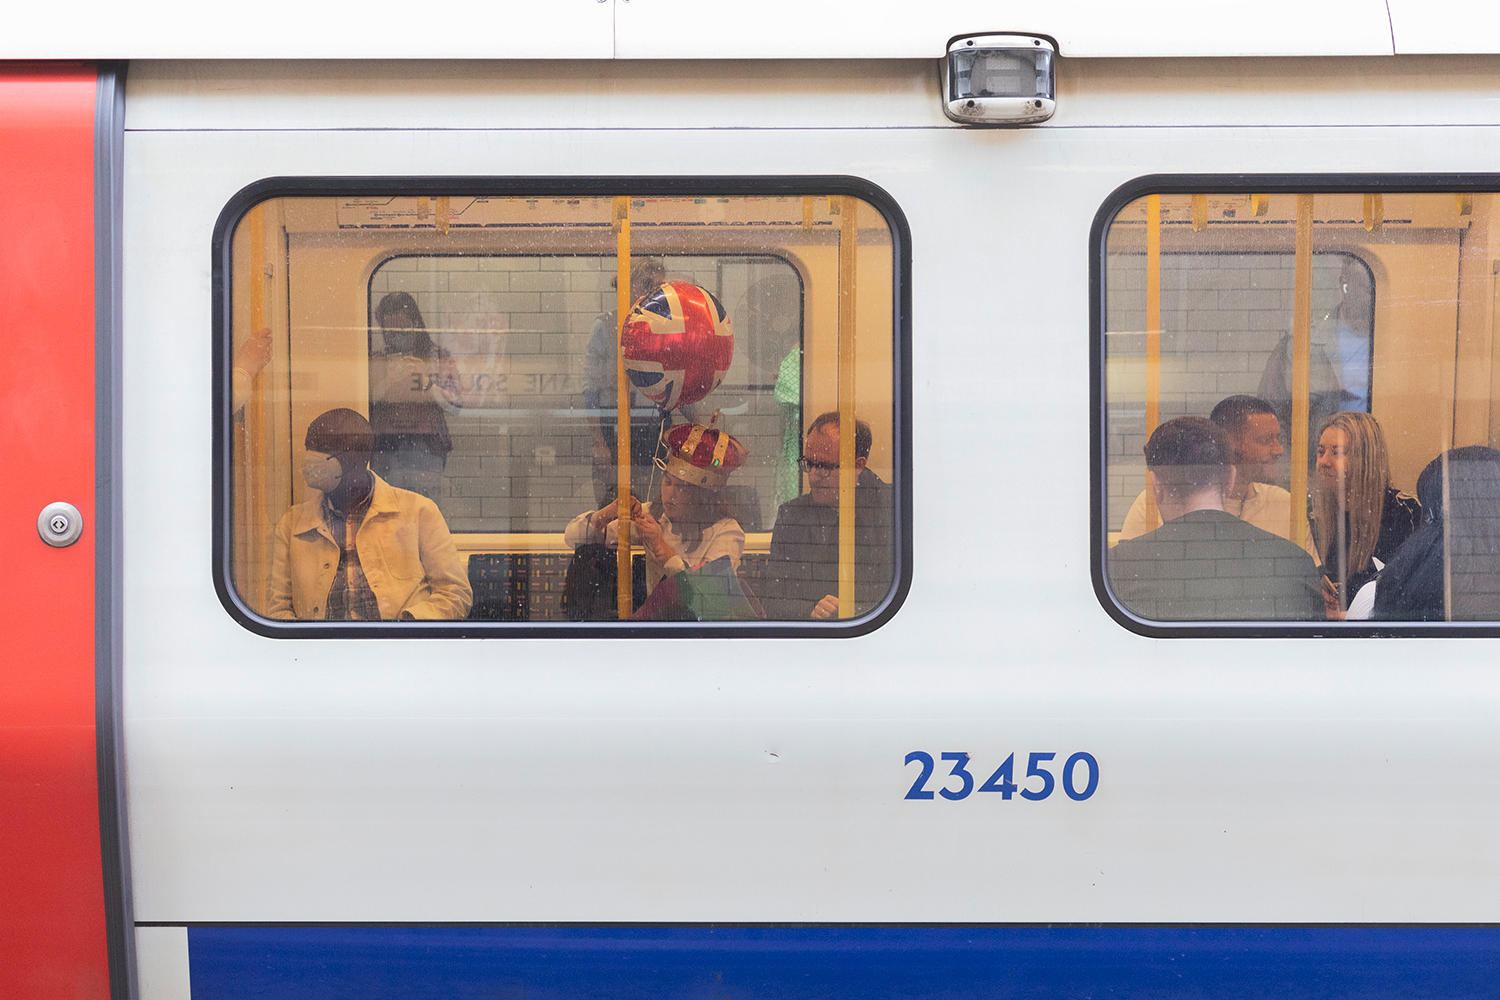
215, 184, 909, 635
1096, 185, 1500, 633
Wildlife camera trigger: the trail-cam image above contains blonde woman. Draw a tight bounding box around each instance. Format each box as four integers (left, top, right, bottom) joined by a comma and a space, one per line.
1308, 411, 1421, 619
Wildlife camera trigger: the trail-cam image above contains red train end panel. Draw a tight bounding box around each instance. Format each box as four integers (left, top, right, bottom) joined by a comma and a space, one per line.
0, 63, 110, 1000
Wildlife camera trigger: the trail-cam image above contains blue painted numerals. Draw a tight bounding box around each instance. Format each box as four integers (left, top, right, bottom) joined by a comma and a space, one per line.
905, 751, 1098, 802
939, 752, 974, 800
977, 753, 1016, 798
1063, 751, 1100, 800
1019, 752, 1055, 801
903, 751, 935, 799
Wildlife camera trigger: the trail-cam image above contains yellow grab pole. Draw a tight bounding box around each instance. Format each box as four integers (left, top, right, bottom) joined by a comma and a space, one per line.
1142, 194, 1162, 526
246, 204, 269, 609
1290, 193, 1314, 549
614, 197, 634, 620
1441, 446, 1453, 621
1191, 194, 1208, 233
837, 196, 858, 617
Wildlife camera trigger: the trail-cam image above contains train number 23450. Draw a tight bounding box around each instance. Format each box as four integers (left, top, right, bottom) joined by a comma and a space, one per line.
904, 751, 1099, 802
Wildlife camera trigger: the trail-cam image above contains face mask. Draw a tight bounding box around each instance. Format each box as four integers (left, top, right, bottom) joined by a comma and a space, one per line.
303, 451, 343, 493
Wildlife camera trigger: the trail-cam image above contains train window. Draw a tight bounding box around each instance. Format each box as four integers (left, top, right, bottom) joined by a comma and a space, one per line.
1098, 187, 1500, 631
217, 186, 906, 634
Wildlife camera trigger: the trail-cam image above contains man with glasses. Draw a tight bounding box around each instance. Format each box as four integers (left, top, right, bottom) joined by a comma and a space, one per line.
760, 412, 894, 620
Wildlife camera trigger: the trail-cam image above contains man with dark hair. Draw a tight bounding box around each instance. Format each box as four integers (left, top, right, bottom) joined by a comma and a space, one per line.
1109, 416, 1323, 621
1119, 394, 1299, 545
268, 408, 472, 621
760, 411, 894, 620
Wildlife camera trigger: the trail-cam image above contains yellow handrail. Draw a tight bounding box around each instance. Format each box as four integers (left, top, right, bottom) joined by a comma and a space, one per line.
837, 196, 858, 617
1142, 194, 1162, 526
614, 196, 634, 620
246, 204, 269, 614
1290, 194, 1314, 550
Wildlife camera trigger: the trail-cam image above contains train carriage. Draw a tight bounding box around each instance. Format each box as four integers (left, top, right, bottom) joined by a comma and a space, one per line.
8, 4, 1500, 997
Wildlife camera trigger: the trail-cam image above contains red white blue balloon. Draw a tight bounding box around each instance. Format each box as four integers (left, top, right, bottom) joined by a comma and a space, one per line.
621, 281, 734, 412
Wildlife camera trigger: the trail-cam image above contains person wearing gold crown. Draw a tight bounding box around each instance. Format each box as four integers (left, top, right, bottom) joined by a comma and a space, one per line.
564, 421, 748, 597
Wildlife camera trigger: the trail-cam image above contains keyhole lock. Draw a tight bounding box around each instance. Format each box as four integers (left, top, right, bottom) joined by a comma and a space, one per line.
37, 501, 83, 548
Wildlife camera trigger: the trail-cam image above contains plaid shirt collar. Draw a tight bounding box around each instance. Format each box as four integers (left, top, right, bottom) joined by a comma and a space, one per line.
321, 486, 380, 621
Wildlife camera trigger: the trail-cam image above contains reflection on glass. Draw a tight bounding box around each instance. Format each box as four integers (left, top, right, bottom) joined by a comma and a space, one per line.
583, 259, 667, 509
227, 193, 898, 625
366, 251, 804, 536
1331, 258, 1374, 412
369, 292, 459, 501
1103, 191, 1500, 624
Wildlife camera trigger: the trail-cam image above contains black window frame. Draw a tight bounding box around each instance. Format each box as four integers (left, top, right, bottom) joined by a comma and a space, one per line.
1092, 173, 1500, 638
212, 175, 912, 639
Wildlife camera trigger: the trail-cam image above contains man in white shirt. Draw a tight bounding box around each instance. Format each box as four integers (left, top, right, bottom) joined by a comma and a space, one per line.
1118, 394, 1297, 543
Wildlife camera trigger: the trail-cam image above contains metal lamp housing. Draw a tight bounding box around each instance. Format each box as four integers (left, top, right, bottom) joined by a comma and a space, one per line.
943, 34, 1056, 125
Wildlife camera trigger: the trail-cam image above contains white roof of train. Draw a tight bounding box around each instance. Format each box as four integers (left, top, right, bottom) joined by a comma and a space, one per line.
8, 0, 1500, 59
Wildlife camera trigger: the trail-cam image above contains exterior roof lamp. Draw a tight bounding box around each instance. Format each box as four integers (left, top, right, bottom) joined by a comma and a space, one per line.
943, 34, 1056, 126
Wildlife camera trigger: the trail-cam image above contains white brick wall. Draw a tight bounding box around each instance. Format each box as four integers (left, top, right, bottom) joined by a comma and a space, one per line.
370, 254, 803, 533
1104, 252, 1360, 531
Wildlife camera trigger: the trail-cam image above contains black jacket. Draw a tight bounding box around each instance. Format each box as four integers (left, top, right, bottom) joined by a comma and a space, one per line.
1309, 486, 1421, 600
760, 469, 895, 620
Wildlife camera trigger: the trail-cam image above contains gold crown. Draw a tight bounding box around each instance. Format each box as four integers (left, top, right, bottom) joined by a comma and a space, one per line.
661, 422, 746, 491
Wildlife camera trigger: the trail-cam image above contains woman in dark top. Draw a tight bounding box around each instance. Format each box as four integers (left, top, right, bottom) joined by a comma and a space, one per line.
1369, 446, 1500, 621
368, 291, 460, 501
1308, 411, 1420, 619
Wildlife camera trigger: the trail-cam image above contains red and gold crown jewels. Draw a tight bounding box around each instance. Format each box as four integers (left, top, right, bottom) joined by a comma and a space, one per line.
661, 420, 748, 491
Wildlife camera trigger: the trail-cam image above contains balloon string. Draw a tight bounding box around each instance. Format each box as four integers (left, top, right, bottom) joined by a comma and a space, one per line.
647, 409, 669, 505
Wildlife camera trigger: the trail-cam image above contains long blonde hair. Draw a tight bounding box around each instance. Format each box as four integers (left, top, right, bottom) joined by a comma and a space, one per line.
1311, 411, 1391, 586
657, 475, 739, 545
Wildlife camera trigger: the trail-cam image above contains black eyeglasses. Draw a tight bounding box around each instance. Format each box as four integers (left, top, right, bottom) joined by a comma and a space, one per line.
799, 457, 840, 474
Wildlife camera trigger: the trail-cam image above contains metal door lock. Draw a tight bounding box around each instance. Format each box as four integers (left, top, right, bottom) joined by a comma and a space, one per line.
37, 501, 83, 547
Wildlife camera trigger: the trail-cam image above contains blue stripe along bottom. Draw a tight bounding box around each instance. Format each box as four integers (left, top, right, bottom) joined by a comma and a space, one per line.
187, 925, 1500, 999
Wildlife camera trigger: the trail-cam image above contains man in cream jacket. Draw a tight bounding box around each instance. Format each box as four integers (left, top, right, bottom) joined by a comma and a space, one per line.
267, 408, 472, 621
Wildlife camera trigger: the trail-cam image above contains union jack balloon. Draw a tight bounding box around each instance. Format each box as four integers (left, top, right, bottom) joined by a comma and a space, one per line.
620, 281, 734, 413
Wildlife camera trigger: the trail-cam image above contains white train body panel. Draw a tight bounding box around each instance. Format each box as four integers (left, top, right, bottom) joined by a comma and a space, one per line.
120, 55, 1500, 937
